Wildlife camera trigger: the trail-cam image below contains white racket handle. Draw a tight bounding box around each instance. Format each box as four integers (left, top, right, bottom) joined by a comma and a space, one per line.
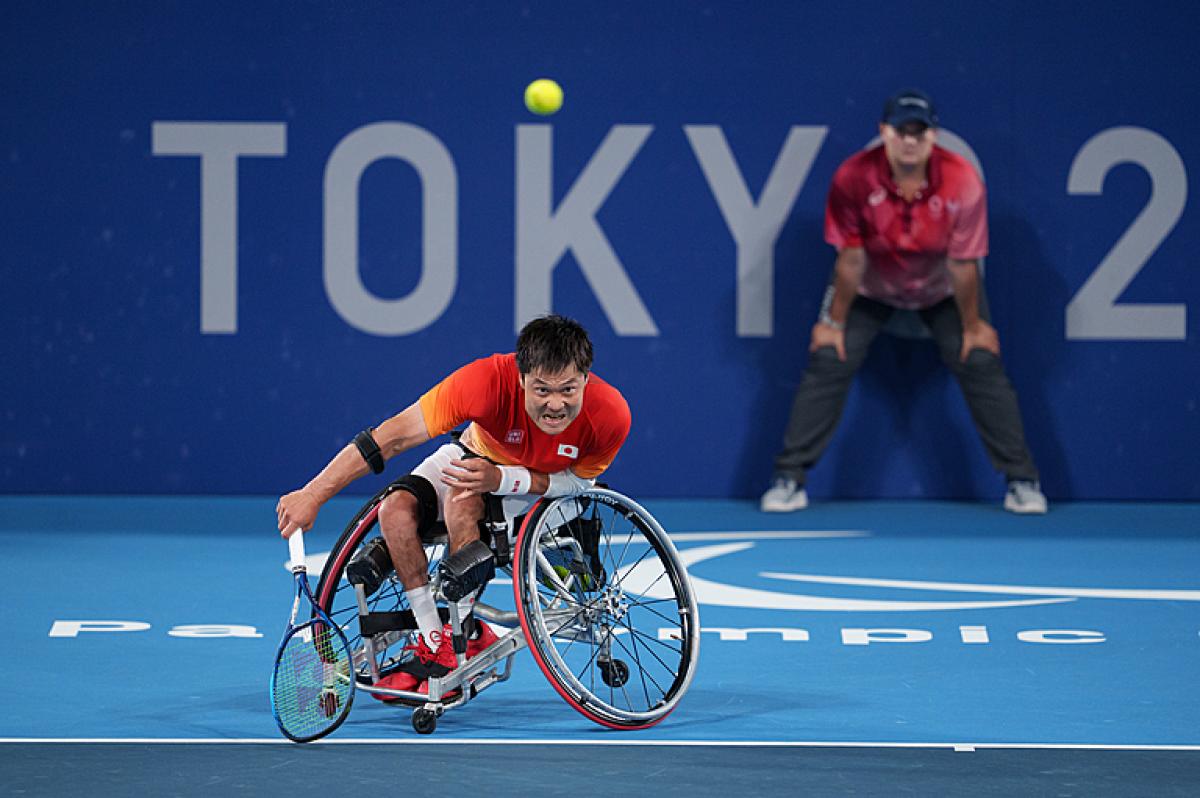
288, 529, 307, 572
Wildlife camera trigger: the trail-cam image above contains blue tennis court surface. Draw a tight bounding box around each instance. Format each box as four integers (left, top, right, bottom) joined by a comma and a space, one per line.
3, 495, 1198, 749
4, 494, 1195, 744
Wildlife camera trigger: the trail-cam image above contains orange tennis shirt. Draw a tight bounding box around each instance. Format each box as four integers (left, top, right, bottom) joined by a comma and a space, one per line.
418, 353, 631, 479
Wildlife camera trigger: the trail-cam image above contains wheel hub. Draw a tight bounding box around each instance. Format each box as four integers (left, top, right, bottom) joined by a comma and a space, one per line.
602, 585, 629, 623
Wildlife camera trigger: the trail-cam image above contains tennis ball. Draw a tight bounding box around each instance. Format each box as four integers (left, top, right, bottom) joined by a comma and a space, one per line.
541, 564, 594, 591
524, 78, 563, 116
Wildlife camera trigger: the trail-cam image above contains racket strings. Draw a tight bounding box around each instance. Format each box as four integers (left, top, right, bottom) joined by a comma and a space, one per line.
273, 623, 353, 738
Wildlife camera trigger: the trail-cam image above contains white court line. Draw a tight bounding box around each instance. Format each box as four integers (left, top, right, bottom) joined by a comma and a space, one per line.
671, 531, 869, 541
3, 738, 1200, 751
761, 571, 1200, 601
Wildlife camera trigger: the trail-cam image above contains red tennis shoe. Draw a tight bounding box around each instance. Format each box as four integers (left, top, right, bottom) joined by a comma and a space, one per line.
410, 621, 501, 701
371, 626, 458, 703
467, 620, 499, 657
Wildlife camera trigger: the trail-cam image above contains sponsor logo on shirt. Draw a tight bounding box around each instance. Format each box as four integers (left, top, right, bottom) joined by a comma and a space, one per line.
557, 443, 579, 459
505, 429, 524, 444
928, 196, 944, 217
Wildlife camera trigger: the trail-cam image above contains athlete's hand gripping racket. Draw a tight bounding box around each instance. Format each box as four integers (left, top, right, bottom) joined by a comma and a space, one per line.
270, 529, 355, 742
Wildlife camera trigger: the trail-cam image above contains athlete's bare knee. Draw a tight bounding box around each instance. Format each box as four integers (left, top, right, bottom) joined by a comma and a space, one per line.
379, 490, 421, 537
378, 491, 430, 587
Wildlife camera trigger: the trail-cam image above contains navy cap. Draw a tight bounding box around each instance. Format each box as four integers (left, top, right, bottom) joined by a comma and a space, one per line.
881, 89, 938, 128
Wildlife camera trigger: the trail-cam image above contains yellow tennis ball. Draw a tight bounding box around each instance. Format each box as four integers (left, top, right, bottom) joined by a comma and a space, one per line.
524, 78, 563, 116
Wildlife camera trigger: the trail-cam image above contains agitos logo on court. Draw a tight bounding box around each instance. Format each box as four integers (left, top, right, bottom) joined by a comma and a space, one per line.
46, 531, 1200, 646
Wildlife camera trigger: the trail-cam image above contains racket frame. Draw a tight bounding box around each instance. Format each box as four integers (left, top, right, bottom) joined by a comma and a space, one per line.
270, 530, 357, 743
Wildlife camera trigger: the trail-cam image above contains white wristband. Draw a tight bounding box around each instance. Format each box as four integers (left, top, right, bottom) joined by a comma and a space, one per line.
819, 311, 845, 331
495, 466, 533, 495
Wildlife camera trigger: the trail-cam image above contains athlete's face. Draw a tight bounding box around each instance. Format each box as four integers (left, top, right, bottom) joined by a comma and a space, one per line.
881, 122, 936, 170
520, 366, 588, 435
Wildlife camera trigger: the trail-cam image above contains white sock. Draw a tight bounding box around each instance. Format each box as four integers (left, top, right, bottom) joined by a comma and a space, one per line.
407, 584, 443, 648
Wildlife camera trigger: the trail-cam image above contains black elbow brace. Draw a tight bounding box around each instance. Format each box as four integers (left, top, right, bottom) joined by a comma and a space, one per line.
353, 428, 386, 474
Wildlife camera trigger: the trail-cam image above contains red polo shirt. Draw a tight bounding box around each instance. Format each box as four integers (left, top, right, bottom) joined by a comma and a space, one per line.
825, 144, 988, 309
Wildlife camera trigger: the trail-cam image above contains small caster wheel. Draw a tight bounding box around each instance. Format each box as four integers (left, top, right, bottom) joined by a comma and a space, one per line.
599, 659, 629, 688
412, 708, 438, 735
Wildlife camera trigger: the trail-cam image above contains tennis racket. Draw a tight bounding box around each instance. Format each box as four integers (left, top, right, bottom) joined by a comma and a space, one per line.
270, 529, 356, 742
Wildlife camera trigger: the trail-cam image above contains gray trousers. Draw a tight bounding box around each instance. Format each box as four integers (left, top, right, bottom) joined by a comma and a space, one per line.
773, 295, 1040, 485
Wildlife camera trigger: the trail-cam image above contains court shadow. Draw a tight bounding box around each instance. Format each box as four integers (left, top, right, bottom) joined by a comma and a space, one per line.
834, 330, 980, 499
987, 210, 1073, 500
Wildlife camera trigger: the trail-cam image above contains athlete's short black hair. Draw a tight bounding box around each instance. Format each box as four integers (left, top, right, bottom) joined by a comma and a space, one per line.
515, 315, 594, 376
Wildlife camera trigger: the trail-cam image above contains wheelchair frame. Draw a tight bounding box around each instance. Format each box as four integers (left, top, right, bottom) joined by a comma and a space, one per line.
313, 485, 700, 736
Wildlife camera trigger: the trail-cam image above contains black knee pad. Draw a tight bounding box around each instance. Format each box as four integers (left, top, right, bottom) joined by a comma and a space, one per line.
383, 473, 440, 540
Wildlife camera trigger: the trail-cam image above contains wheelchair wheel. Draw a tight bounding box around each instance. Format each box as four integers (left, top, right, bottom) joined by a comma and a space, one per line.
513, 488, 700, 730
313, 487, 449, 689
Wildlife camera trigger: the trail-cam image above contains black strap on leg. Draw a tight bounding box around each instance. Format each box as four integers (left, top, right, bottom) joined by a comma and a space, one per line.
438, 539, 496, 602
353, 428, 386, 474
345, 536, 394, 597
360, 605, 451, 637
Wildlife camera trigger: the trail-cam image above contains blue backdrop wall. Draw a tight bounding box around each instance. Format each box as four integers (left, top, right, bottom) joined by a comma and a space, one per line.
3, 2, 1198, 501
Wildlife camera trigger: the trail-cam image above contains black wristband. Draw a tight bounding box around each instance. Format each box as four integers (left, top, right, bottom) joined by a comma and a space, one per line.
353, 428, 386, 474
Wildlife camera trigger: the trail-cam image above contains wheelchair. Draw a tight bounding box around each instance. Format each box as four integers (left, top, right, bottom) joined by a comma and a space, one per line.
313, 483, 700, 735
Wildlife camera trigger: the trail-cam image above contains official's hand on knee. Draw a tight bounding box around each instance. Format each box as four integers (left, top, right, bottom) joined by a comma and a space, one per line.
960, 320, 1000, 362
442, 457, 500, 500
810, 322, 847, 362
276, 489, 319, 537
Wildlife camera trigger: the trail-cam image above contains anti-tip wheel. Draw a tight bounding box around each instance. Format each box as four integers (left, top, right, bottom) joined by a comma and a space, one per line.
599, 659, 630, 688
411, 708, 438, 735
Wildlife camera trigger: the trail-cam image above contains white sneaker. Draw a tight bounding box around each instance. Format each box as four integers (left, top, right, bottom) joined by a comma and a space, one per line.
760, 478, 809, 512
1004, 480, 1047, 514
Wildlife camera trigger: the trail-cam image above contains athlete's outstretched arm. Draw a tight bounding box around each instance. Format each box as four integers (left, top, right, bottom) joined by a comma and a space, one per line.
276, 403, 432, 536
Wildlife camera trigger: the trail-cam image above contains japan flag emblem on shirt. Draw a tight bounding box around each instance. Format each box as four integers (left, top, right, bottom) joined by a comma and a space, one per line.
557, 443, 579, 459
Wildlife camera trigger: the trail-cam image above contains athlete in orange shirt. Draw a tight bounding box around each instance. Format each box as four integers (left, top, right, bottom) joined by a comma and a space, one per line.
276, 315, 630, 693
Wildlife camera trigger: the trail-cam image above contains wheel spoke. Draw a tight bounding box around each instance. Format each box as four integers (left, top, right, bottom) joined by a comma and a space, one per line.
611, 617, 669, 704
516, 489, 697, 727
